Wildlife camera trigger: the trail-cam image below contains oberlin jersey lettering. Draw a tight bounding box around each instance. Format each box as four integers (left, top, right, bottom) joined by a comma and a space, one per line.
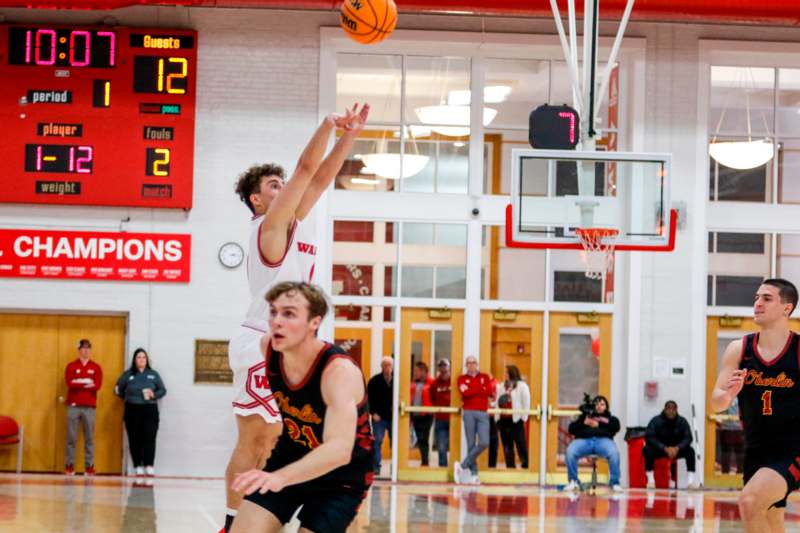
737, 332, 800, 448
265, 343, 374, 488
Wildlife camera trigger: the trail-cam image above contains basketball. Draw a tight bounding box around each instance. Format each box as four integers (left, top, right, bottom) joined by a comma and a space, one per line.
340, 0, 397, 45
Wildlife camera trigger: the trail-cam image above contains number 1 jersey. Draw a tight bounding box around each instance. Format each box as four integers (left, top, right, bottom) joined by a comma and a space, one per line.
738, 332, 800, 449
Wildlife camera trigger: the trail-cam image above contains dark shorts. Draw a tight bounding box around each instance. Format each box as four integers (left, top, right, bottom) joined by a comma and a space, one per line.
244, 483, 368, 532
743, 446, 800, 508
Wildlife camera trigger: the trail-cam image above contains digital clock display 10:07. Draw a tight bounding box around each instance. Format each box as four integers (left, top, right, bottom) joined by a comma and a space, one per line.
8, 27, 116, 68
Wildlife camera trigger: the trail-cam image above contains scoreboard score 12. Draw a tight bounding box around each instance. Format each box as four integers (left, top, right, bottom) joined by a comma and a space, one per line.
0, 25, 197, 209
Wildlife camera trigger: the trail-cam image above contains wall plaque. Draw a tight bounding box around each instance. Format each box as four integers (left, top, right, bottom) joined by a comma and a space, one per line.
194, 339, 232, 384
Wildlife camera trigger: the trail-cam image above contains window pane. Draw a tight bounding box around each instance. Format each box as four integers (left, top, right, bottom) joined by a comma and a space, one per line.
401, 266, 433, 297
485, 58, 549, 130
778, 139, 800, 204
707, 275, 713, 306
401, 223, 467, 300
401, 136, 468, 194
333, 219, 398, 296
483, 129, 528, 195
403, 223, 434, 245
336, 127, 401, 192
715, 276, 762, 306
405, 56, 470, 127
333, 221, 374, 242
778, 234, 800, 282
481, 225, 546, 301
558, 332, 599, 405
436, 267, 466, 298
337, 53, 401, 124
778, 68, 800, 138
716, 233, 766, 254
709, 67, 774, 137
332, 264, 374, 296
710, 150, 769, 202
435, 224, 467, 246
553, 271, 602, 303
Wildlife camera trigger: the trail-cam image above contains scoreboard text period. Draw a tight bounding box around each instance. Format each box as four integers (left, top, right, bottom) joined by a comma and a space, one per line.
0, 25, 197, 208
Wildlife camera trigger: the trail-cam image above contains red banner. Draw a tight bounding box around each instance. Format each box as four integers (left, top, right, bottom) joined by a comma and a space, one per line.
0, 228, 190, 282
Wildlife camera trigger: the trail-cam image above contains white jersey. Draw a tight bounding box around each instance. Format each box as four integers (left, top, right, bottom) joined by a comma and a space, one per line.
242, 214, 317, 330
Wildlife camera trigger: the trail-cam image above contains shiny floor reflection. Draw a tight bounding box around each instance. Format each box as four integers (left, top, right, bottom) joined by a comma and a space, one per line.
1, 474, 800, 532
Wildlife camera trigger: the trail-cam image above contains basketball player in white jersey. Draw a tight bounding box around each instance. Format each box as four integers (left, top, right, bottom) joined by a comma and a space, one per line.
222, 103, 369, 532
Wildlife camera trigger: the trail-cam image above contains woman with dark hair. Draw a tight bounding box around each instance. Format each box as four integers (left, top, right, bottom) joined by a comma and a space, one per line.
114, 348, 167, 477
495, 365, 531, 468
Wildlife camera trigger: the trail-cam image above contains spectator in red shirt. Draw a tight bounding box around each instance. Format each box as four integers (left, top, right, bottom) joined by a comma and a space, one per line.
454, 355, 493, 484
430, 359, 452, 467
64, 338, 103, 476
410, 361, 434, 466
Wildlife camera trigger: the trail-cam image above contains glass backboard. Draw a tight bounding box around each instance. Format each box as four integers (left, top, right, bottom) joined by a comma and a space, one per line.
506, 149, 676, 251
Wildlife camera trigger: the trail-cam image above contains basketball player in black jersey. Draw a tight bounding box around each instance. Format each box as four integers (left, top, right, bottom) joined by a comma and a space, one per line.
230, 282, 373, 533
711, 278, 800, 532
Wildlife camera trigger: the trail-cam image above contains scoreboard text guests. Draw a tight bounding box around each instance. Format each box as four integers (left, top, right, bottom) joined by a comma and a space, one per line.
0, 25, 197, 209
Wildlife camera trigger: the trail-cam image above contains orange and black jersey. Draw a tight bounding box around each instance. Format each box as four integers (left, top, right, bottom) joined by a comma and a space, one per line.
264, 342, 374, 489
738, 332, 800, 449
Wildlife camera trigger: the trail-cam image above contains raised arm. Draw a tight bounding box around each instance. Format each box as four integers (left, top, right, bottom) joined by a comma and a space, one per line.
295, 104, 370, 221
710, 339, 745, 413
232, 358, 364, 494
259, 117, 334, 263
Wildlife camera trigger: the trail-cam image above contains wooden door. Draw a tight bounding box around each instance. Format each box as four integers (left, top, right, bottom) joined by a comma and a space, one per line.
545, 312, 612, 484
334, 326, 372, 379
398, 308, 463, 481
478, 310, 544, 484
0, 314, 60, 471
0, 313, 126, 473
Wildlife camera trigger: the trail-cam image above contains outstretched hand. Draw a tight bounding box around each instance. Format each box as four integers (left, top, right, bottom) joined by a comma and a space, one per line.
327, 103, 370, 132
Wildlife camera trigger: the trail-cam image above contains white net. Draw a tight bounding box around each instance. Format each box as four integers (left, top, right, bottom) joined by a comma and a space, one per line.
576, 228, 618, 280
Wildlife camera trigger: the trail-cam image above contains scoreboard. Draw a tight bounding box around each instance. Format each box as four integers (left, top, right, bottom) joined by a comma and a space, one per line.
0, 25, 197, 209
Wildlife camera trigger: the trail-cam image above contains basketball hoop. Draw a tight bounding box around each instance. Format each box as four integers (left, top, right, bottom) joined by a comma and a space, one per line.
575, 228, 619, 280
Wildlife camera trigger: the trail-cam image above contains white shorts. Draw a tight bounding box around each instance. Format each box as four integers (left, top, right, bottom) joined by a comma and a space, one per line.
229, 325, 281, 423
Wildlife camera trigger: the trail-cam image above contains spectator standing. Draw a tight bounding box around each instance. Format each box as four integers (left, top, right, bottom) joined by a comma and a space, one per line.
430, 359, 452, 467
367, 356, 394, 475
644, 400, 698, 488
410, 361, 434, 466
64, 338, 103, 476
114, 348, 167, 477
495, 365, 530, 469
564, 395, 622, 492
454, 355, 493, 484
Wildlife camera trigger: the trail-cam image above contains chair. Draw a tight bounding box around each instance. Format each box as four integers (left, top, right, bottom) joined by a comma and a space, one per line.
653, 456, 678, 489
0, 416, 23, 473
587, 454, 601, 494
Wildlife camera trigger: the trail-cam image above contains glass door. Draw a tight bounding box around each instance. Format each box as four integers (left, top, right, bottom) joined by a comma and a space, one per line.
545, 312, 613, 485
476, 310, 543, 483
398, 308, 464, 481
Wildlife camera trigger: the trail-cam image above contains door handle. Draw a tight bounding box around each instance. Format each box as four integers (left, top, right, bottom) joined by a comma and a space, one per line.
708, 413, 739, 423
547, 404, 581, 421
399, 401, 460, 417
487, 404, 542, 419
58, 396, 65, 404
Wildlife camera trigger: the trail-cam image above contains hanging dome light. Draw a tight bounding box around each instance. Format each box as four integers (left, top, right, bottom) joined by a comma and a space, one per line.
414, 105, 498, 137
355, 153, 430, 180
709, 139, 774, 170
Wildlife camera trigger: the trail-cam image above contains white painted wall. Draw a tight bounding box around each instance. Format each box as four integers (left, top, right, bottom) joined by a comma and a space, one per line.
2, 4, 800, 479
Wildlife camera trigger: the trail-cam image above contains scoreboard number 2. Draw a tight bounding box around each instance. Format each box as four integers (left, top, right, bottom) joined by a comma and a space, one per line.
146, 148, 171, 177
